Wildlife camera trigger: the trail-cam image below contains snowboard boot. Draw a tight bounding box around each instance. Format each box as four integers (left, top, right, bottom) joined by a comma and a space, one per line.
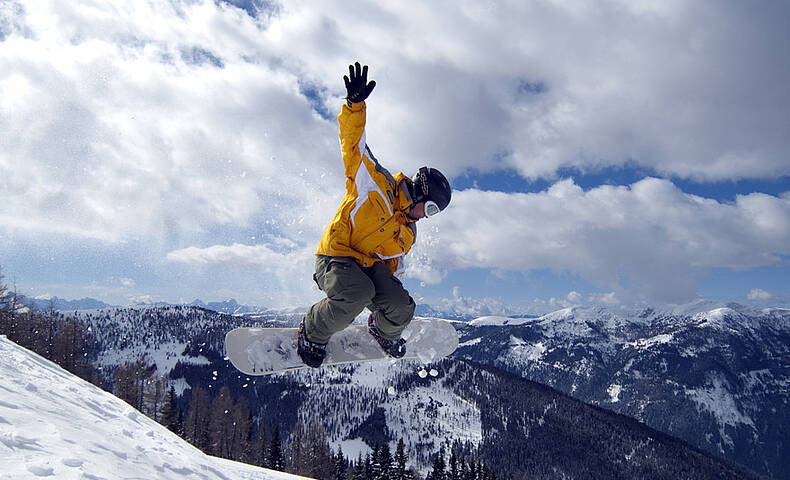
297, 318, 327, 368
367, 315, 407, 358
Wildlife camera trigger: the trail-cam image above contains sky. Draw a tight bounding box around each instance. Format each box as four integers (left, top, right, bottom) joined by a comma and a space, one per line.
1, 0, 789, 313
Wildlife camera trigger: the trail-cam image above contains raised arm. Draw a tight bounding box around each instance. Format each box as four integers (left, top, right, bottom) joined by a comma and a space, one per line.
338, 62, 376, 178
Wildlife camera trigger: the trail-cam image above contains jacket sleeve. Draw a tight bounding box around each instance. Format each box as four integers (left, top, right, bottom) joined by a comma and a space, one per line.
337, 101, 367, 180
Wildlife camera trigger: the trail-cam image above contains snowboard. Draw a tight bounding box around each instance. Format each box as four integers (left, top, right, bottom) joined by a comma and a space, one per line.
225, 317, 458, 376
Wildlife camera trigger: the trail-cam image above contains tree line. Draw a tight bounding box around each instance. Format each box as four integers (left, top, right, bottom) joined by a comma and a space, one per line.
171, 382, 498, 480
0, 268, 99, 384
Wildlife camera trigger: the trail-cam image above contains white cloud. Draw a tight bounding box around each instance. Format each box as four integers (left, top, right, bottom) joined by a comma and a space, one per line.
4, 0, 788, 241
566, 291, 583, 303
747, 289, 774, 301
264, 0, 790, 182
166, 241, 320, 305
166, 242, 306, 269
527, 291, 620, 314
4, 0, 790, 240
114, 277, 136, 288
2, 0, 790, 307
1, 0, 339, 244
426, 178, 790, 303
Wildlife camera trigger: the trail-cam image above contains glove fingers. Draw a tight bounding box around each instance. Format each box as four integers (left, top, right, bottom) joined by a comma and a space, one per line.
344, 62, 374, 103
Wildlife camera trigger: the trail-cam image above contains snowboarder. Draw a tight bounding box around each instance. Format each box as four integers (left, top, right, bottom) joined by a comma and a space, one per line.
297, 62, 452, 368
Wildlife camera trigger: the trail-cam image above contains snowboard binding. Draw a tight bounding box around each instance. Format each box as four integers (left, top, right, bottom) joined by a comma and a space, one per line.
367, 315, 407, 358
297, 319, 327, 368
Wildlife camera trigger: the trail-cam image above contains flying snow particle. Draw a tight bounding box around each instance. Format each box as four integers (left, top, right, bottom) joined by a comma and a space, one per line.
429, 369, 439, 377
387, 386, 396, 395
418, 369, 428, 378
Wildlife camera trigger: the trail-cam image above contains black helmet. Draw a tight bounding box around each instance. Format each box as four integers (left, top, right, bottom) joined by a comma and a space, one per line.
412, 166, 451, 214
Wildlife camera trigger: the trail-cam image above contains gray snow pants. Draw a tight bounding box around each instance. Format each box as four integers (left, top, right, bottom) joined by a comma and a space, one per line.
304, 255, 415, 345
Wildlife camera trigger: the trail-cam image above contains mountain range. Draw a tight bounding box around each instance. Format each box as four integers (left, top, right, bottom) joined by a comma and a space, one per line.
455, 303, 790, 479
46, 300, 787, 478
27, 295, 505, 319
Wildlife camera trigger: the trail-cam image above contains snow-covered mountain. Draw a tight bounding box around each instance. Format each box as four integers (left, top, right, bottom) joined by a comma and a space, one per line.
280, 358, 760, 479
0, 334, 306, 480
45, 303, 770, 478
29, 295, 114, 311
30, 293, 497, 322
189, 298, 269, 315
456, 303, 790, 479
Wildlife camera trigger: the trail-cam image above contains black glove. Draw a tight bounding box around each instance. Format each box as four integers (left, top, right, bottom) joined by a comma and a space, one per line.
344, 62, 376, 104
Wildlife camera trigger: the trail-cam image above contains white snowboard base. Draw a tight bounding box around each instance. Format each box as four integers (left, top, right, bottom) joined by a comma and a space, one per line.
225, 318, 458, 376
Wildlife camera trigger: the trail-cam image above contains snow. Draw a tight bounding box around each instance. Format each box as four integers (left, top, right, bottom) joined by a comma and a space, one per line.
469, 316, 531, 326
292, 361, 480, 473
336, 437, 371, 462
507, 336, 547, 362
0, 335, 307, 480
684, 374, 756, 449
694, 307, 740, 330
385, 383, 483, 454
607, 384, 622, 403
625, 333, 674, 350
97, 341, 211, 375
458, 337, 482, 347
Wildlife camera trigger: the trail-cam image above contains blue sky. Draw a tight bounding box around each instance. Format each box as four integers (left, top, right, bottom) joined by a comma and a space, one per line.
1, 0, 789, 314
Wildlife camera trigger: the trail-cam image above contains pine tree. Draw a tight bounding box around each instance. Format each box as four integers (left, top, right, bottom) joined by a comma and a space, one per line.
267, 426, 283, 471
376, 443, 393, 480
113, 360, 152, 410
449, 450, 459, 480
229, 396, 252, 462
208, 385, 234, 458
284, 420, 307, 476
363, 454, 374, 480
0, 270, 23, 340
184, 386, 211, 451
52, 319, 88, 375
304, 422, 334, 479
480, 464, 495, 480
370, 445, 382, 480
352, 453, 367, 480
393, 439, 409, 480
0, 267, 8, 313
428, 449, 446, 480
333, 447, 349, 480
40, 299, 57, 358
160, 385, 182, 435
143, 374, 166, 422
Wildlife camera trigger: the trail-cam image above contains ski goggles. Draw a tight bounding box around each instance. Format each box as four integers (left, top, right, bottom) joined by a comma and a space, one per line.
424, 200, 441, 217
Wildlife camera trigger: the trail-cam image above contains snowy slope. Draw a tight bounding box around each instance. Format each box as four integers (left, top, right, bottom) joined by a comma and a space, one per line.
0, 335, 307, 480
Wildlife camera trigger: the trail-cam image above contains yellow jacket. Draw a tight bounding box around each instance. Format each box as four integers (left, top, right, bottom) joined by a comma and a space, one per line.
316, 101, 417, 274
